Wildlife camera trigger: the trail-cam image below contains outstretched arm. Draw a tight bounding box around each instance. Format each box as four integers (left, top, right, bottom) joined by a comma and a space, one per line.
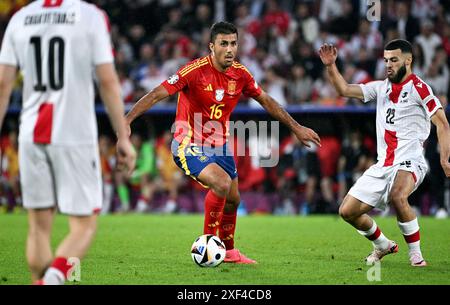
254, 91, 321, 147
319, 44, 364, 100
125, 85, 170, 129
431, 109, 450, 177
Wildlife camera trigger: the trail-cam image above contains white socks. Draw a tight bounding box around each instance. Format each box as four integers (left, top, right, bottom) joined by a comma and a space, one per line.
42, 267, 65, 285
398, 218, 421, 255
358, 220, 390, 250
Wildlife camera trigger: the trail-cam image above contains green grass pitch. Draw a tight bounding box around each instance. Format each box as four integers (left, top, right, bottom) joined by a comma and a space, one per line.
1, 213, 449, 285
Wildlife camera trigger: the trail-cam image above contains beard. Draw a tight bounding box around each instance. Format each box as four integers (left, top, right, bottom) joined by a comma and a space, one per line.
388, 64, 407, 83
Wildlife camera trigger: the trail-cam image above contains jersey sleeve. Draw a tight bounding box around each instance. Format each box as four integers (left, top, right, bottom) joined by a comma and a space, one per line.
90, 9, 114, 65
413, 80, 443, 118
241, 68, 262, 98
358, 81, 382, 103
0, 15, 18, 66
161, 65, 196, 95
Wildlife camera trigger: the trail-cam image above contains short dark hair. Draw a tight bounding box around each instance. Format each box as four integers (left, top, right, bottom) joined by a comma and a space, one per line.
210, 21, 238, 43
384, 39, 413, 54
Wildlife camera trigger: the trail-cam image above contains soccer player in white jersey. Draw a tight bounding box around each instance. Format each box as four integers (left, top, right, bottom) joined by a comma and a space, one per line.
0, 0, 136, 284
319, 39, 450, 266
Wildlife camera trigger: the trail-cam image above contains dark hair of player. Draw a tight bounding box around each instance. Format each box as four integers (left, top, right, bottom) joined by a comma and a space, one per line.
210, 21, 238, 43
384, 39, 413, 55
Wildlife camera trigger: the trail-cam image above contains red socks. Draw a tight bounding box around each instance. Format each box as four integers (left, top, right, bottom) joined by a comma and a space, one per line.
203, 191, 226, 235
51, 257, 71, 279
219, 211, 237, 250
203, 190, 238, 250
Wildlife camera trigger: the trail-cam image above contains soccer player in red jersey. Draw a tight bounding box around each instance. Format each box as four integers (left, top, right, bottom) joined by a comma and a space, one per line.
126, 22, 321, 264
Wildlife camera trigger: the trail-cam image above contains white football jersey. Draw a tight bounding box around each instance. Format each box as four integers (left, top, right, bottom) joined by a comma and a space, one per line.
360, 73, 442, 167
0, 0, 113, 145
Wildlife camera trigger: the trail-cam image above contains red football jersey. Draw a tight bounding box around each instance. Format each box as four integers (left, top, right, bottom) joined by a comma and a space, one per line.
161, 55, 262, 146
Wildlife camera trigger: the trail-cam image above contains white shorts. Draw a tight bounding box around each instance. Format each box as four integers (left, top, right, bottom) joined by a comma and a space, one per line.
19, 142, 102, 216
348, 160, 428, 211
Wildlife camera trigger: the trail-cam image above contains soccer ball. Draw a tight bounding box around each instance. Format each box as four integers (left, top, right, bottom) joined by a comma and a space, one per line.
191, 234, 226, 267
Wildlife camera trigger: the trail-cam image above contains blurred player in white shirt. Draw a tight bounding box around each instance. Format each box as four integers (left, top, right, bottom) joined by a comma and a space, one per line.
319, 39, 450, 267
0, 0, 135, 284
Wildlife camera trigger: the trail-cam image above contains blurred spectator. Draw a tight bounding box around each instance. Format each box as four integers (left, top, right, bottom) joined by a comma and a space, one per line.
344, 19, 383, 64
344, 64, 373, 85
0, 0, 28, 31
139, 62, 167, 93
236, 26, 257, 58
130, 133, 157, 213
261, 23, 291, 64
426, 97, 450, 218
415, 19, 442, 71
393, 0, 421, 43
423, 46, 449, 97
291, 42, 323, 80
262, 0, 290, 36
118, 69, 134, 104
312, 69, 344, 105
312, 26, 341, 55
319, 0, 343, 24
127, 24, 147, 61
286, 64, 313, 104
411, 42, 427, 78
234, 2, 255, 30
337, 130, 371, 203
441, 22, 450, 59
274, 132, 321, 215
0, 129, 21, 213
234, 135, 266, 193
114, 34, 135, 66
130, 43, 156, 83
190, 3, 213, 38
290, 3, 319, 44
99, 135, 116, 214
250, 68, 287, 108
327, 0, 358, 38
315, 136, 341, 213
155, 130, 185, 213
411, 0, 440, 20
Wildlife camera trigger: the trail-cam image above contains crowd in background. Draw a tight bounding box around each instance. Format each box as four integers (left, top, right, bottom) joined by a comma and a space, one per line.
0, 0, 449, 217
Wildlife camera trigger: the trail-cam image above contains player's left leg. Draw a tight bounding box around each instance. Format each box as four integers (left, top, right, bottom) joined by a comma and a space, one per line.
220, 178, 256, 264
27, 207, 55, 282
389, 170, 427, 266
41, 214, 98, 285
340, 194, 398, 263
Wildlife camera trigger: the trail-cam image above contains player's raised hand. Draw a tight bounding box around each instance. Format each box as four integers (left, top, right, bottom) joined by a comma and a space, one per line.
319, 44, 338, 66
116, 137, 136, 177
294, 126, 321, 148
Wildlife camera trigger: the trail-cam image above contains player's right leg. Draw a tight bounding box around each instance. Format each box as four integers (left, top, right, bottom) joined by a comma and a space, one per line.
27, 208, 55, 282
172, 140, 232, 234
197, 163, 232, 235
340, 195, 398, 263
